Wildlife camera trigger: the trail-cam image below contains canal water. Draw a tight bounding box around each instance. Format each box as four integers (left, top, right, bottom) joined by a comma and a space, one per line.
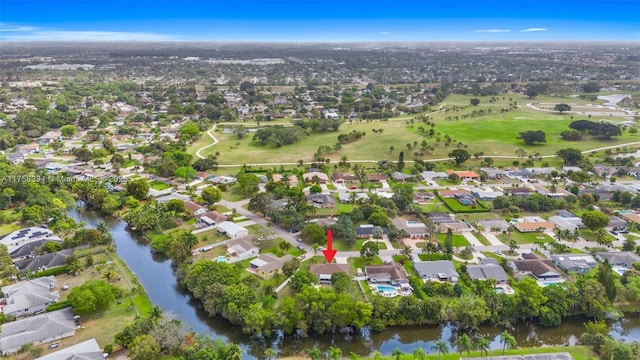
68, 208, 640, 359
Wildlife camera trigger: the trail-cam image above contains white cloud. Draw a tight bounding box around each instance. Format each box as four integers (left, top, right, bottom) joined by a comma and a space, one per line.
0, 23, 37, 32
2, 30, 179, 41
0, 22, 179, 41
474, 29, 511, 33
372, 31, 392, 35
521, 28, 549, 32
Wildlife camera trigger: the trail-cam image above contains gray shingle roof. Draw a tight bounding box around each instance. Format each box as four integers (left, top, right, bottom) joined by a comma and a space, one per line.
0, 308, 76, 354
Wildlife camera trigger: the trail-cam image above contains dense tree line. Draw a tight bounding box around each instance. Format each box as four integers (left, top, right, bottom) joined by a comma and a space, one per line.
252, 125, 308, 147
569, 120, 622, 139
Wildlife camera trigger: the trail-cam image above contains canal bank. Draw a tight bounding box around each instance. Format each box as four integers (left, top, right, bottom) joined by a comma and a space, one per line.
68, 207, 640, 359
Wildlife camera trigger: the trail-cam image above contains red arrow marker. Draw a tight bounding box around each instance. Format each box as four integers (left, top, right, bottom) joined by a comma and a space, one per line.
322, 229, 337, 263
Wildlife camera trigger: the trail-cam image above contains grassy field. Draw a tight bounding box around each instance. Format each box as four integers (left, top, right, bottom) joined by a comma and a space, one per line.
148, 180, 171, 190
497, 231, 554, 245
440, 197, 491, 213
436, 233, 470, 247
188, 93, 637, 167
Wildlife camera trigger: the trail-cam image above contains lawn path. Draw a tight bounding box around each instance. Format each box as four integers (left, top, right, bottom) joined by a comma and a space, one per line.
195, 124, 218, 159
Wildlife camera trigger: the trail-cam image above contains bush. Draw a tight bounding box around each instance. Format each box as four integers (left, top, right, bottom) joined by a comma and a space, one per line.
103, 344, 113, 354
32, 265, 69, 278
46, 300, 72, 312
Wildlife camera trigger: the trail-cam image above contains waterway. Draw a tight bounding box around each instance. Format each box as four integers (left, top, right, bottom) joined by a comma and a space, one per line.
68, 208, 640, 359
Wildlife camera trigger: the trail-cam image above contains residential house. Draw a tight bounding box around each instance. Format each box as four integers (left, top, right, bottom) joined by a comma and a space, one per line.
365, 263, 409, 285
0, 227, 61, 255
36, 131, 60, 145
391, 172, 413, 182
420, 171, 448, 181
607, 215, 628, 231
272, 174, 299, 187
16, 143, 40, 154
332, 172, 357, 184
268, 198, 289, 210
306, 193, 335, 208
551, 254, 597, 273
471, 188, 503, 201
512, 217, 555, 232
476, 219, 510, 233
309, 264, 350, 284
1, 276, 59, 318
593, 164, 616, 177
226, 237, 259, 260
35, 338, 104, 360
15, 249, 73, 274
303, 171, 329, 184
508, 253, 562, 281
503, 187, 535, 197
8, 238, 64, 261
338, 192, 369, 204
210, 176, 237, 185
249, 254, 294, 279
184, 200, 207, 216
505, 169, 534, 179
412, 191, 434, 204
466, 259, 509, 283
43, 162, 67, 173
446, 170, 479, 180
549, 210, 583, 232
0, 308, 76, 355
536, 186, 572, 198
595, 251, 640, 269
156, 192, 190, 203
196, 211, 228, 227
355, 225, 388, 238
438, 189, 470, 198
413, 260, 459, 282
479, 167, 504, 179
216, 221, 249, 239
367, 173, 388, 182
391, 218, 429, 238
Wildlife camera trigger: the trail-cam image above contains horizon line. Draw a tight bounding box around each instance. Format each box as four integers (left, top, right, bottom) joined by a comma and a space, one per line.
2, 39, 639, 43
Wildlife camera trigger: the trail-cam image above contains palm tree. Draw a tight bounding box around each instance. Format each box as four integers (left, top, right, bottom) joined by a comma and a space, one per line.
307, 346, 322, 360
2, 187, 15, 208
500, 330, 517, 355
431, 341, 448, 360
454, 333, 472, 356
312, 243, 319, 256
96, 222, 109, 235
476, 337, 491, 356
149, 305, 163, 324
348, 352, 361, 360
370, 351, 383, 360
400, 245, 413, 258
328, 346, 343, 360
408, 348, 426, 360
263, 348, 277, 360
392, 348, 403, 360
223, 344, 242, 360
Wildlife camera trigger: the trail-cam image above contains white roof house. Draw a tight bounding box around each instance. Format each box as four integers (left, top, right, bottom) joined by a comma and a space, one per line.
35, 338, 104, 360
1, 276, 60, 318
0, 308, 76, 355
216, 221, 249, 239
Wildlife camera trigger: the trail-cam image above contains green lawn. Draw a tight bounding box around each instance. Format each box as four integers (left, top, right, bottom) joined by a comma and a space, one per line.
148, 180, 171, 190
0, 222, 20, 235
579, 229, 617, 243
436, 233, 470, 247
473, 232, 491, 246
349, 255, 383, 273
497, 231, 554, 245
260, 239, 305, 257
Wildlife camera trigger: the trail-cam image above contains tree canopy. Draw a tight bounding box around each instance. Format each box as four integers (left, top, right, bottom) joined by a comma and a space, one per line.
517, 130, 546, 145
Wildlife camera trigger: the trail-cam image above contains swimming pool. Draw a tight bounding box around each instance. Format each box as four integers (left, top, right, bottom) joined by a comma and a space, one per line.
214, 256, 228, 263
543, 281, 561, 287
375, 285, 397, 293
495, 287, 505, 294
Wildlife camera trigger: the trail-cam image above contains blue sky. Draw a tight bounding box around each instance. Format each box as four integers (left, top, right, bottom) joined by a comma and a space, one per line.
1, 0, 639, 41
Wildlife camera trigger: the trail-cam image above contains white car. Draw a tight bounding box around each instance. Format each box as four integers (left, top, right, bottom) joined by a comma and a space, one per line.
494, 250, 503, 255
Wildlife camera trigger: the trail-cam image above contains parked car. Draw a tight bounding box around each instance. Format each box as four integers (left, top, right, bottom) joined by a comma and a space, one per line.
49, 343, 60, 349
319, 246, 325, 251
494, 250, 503, 255
298, 254, 306, 260
296, 245, 304, 250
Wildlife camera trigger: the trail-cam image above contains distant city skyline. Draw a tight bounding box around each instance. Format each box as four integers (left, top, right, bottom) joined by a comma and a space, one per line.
1, 0, 639, 42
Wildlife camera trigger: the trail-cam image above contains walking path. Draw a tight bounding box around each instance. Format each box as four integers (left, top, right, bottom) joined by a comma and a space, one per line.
195, 124, 218, 159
